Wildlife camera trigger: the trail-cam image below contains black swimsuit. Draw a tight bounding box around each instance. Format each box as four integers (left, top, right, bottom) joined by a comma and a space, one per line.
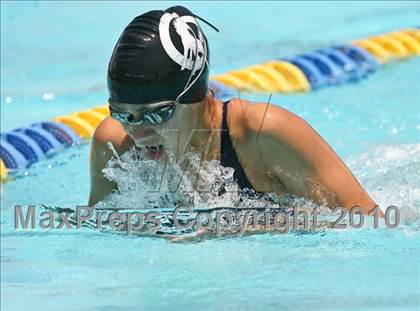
220, 100, 256, 192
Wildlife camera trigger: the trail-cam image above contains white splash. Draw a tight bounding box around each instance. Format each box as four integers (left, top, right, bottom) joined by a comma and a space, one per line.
95, 143, 420, 236
346, 144, 420, 225
97, 144, 323, 214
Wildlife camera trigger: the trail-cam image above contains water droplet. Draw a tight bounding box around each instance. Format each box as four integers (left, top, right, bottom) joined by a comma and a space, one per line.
42, 93, 55, 101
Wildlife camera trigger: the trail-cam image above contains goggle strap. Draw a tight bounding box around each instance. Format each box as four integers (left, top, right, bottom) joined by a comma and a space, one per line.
191, 13, 220, 33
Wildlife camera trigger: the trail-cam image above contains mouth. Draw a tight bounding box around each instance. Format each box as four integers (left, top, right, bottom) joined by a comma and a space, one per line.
145, 144, 162, 152
142, 144, 164, 160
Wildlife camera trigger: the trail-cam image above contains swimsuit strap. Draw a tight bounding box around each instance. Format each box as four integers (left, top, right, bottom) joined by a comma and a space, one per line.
220, 100, 256, 192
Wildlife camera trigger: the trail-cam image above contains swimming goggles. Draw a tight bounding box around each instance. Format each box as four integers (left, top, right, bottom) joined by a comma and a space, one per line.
109, 100, 177, 126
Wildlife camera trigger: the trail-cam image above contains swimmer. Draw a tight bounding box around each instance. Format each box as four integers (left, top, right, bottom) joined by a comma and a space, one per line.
89, 5, 378, 215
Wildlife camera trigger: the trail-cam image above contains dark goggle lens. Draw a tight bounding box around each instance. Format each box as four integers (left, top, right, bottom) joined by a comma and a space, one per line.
110, 104, 175, 125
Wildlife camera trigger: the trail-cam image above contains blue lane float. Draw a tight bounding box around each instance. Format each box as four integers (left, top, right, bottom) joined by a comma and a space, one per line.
316, 47, 364, 81
282, 56, 328, 89
33, 122, 81, 147
0, 139, 29, 170
299, 52, 345, 85
14, 127, 62, 155
1, 132, 45, 166
0, 122, 81, 171
283, 45, 379, 89
333, 45, 378, 73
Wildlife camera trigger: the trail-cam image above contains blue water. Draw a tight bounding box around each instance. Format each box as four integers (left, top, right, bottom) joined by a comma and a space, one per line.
1, 1, 420, 310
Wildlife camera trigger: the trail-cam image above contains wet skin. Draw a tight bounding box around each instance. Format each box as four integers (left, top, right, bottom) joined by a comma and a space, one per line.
89, 92, 378, 214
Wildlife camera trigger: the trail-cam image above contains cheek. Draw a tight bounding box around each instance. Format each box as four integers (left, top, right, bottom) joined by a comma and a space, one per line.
122, 125, 141, 140
163, 113, 182, 129
122, 124, 134, 137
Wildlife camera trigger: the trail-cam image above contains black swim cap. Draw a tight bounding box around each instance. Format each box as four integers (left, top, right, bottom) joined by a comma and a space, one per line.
108, 6, 210, 105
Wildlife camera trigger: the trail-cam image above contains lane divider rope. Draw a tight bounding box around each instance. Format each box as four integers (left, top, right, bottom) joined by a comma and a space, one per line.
1, 28, 419, 182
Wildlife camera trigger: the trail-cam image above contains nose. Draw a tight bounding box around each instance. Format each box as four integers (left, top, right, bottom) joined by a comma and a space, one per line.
125, 124, 159, 141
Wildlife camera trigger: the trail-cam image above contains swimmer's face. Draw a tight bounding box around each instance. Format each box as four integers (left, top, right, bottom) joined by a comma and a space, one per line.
109, 101, 192, 148
109, 102, 165, 146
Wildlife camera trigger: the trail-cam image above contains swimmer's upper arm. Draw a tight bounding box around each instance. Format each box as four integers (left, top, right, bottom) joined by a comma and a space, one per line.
246, 103, 377, 213
88, 117, 128, 207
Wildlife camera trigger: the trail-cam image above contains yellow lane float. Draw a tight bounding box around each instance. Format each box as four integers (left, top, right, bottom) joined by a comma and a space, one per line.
354, 28, 420, 62
53, 106, 109, 139
229, 69, 268, 92
248, 64, 292, 92
212, 61, 310, 93
263, 61, 310, 92
53, 115, 96, 139
1, 159, 8, 182
403, 28, 420, 41
76, 110, 107, 128
390, 31, 420, 55
91, 105, 110, 116
212, 74, 250, 91
353, 39, 391, 63
371, 35, 409, 58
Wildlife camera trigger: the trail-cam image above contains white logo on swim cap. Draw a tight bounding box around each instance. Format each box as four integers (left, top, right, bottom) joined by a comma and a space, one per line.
159, 12, 205, 74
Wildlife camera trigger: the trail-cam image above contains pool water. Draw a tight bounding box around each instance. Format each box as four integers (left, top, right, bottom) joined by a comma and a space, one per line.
1, 1, 420, 310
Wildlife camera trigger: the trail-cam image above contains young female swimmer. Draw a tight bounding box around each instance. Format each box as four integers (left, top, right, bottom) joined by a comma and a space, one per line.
89, 6, 378, 215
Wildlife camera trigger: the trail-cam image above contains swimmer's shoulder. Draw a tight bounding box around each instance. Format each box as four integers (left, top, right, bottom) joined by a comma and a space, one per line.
93, 117, 133, 153
93, 117, 126, 145
227, 98, 296, 140
89, 117, 134, 206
